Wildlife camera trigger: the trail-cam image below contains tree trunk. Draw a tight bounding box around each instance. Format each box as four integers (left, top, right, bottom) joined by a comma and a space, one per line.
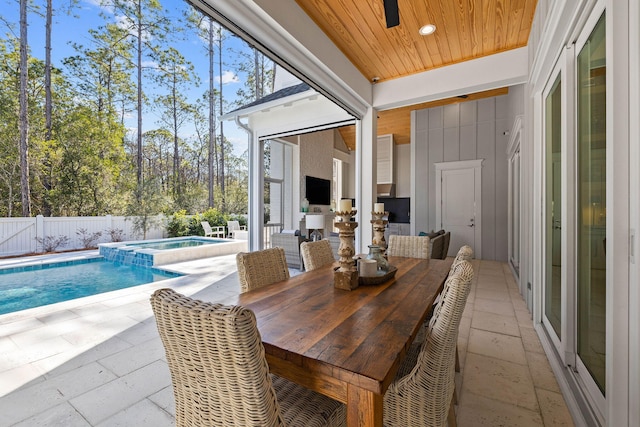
218, 28, 225, 211
136, 0, 143, 191
208, 18, 215, 208
43, 0, 53, 216
172, 78, 179, 197
19, 0, 31, 217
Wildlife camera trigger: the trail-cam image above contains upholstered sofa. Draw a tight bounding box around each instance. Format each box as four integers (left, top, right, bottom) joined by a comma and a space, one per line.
271, 232, 307, 270
419, 229, 451, 259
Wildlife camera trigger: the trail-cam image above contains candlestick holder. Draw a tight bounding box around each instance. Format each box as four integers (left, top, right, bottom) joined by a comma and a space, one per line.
333, 209, 359, 290
371, 211, 389, 255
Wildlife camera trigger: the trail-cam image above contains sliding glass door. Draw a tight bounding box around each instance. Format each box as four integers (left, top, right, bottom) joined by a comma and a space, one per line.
544, 71, 563, 344
576, 13, 606, 403
541, 8, 607, 419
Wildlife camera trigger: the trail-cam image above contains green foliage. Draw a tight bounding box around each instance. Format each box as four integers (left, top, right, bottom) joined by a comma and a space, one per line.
166, 207, 245, 238
0, 3, 257, 218
126, 178, 169, 239
166, 210, 190, 237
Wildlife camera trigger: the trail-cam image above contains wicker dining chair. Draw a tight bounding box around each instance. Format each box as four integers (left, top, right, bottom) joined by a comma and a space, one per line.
386, 235, 430, 259
150, 288, 346, 427
300, 239, 335, 271
236, 247, 290, 293
450, 245, 473, 272
384, 260, 474, 427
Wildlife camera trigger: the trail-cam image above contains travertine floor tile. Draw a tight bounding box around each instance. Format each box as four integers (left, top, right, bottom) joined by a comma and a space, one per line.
12, 402, 91, 427
0, 362, 117, 425
468, 328, 527, 365
471, 311, 521, 337
527, 351, 560, 392
459, 315, 472, 339
476, 288, 512, 302
520, 327, 545, 354
462, 352, 538, 411
148, 385, 175, 414
70, 360, 170, 425
475, 296, 516, 316
457, 391, 543, 427
98, 338, 166, 377
96, 398, 173, 427
536, 388, 575, 426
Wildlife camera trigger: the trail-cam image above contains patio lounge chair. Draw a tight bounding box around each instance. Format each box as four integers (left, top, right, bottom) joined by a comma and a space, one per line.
201, 221, 225, 238
150, 288, 346, 427
227, 220, 247, 239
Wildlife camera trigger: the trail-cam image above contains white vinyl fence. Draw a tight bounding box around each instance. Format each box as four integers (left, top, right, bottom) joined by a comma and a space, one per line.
0, 215, 166, 257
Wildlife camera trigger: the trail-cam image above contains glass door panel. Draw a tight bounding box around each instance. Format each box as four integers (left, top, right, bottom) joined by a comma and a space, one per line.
576, 13, 606, 395
545, 74, 562, 339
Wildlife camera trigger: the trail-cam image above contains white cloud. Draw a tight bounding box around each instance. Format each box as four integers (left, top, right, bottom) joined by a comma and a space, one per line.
216, 71, 240, 85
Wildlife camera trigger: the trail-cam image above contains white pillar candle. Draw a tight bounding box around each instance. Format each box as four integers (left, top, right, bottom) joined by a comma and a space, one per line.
374, 203, 384, 213
339, 199, 352, 212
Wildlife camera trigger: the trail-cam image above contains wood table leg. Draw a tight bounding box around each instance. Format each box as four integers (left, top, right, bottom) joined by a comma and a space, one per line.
347, 385, 383, 427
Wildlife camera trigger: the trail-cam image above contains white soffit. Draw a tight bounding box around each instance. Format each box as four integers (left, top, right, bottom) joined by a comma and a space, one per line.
250, 95, 354, 139
372, 47, 530, 111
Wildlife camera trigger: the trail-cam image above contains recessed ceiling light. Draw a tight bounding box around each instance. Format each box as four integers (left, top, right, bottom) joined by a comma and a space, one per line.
419, 24, 436, 36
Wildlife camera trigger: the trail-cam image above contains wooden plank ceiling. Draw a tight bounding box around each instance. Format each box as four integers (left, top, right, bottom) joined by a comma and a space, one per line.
337, 87, 508, 151
295, 0, 537, 83
293, 0, 536, 150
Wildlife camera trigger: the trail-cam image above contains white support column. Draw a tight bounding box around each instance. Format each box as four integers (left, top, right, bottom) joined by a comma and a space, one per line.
607, 0, 631, 424
628, 0, 640, 425
355, 106, 377, 254
248, 131, 264, 251
35, 215, 44, 253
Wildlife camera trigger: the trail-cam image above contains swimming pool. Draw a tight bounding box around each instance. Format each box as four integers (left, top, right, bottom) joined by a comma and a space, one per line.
99, 236, 247, 267
0, 257, 181, 315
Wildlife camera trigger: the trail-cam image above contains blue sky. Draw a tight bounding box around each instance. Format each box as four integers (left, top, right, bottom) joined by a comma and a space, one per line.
0, 0, 251, 155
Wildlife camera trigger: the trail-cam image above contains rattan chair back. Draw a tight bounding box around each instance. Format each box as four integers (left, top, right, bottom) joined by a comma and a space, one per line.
300, 239, 335, 271
450, 245, 473, 272
150, 288, 346, 427
384, 260, 474, 427
386, 235, 430, 259
150, 288, 284, 426
236, 247, 290, 293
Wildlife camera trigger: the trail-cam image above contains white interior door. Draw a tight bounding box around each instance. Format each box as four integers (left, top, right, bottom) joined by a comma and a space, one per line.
435, 160, 483, 258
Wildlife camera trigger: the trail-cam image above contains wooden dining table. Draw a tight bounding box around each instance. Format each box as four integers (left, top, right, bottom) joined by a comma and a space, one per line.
228, 256, 453, 427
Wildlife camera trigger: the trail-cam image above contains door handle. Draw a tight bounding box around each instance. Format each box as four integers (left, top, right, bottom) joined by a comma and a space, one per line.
468, 223, 475, 228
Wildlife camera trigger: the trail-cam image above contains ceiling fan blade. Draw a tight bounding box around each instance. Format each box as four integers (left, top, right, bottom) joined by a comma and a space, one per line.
383, 0, 399, 28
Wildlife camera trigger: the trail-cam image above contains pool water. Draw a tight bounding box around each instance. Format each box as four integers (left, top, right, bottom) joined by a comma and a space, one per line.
0, 258, 181, 315
128, 239, 222, 250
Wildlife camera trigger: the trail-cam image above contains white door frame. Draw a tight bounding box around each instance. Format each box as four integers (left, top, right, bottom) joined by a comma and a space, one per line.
507, 115, 523, 279
435, 159, 483, 259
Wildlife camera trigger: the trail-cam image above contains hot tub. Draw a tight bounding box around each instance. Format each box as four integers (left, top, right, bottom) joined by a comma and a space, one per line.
99, 236, 247, 267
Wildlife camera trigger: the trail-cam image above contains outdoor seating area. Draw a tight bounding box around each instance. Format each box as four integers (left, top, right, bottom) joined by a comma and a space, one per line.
201, 221, 225, 238
0, 251, 573, 426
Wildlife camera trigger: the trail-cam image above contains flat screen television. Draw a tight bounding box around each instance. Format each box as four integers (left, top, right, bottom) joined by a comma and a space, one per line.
305, 175, 331, 205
